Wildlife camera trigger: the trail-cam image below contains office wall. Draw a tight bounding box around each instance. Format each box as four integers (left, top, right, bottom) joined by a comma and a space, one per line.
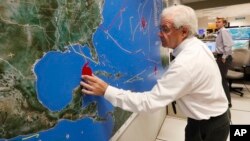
229, 15, 250, 27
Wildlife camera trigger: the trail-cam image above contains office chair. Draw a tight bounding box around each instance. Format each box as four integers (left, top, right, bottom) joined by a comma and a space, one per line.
227, 48, 250, 97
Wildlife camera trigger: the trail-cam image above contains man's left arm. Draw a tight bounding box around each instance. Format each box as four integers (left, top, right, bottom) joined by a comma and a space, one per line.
221, 30, 234, 61
80, 63, 192, 113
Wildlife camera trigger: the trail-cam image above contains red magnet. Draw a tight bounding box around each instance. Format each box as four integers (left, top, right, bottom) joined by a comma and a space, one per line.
82, 62, 92, 76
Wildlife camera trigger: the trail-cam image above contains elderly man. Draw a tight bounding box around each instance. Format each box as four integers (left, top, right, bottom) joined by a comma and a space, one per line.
81, 5, 230, 141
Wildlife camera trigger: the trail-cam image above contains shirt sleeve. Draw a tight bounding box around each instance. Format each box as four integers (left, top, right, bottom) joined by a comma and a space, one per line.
221, 29, 234, 59
104, 62, 192, 113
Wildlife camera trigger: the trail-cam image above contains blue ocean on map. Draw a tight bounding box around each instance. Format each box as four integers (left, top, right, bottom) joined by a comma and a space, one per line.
2, 0, 165, 141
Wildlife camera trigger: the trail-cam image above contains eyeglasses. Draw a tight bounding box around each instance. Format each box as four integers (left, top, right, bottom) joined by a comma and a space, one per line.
159, 25, 183, 34
159, 26, 171, 34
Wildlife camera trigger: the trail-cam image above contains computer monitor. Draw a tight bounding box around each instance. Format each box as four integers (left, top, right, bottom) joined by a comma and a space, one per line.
232, 40, 249, 50
228, 27, 250, 40
198, 29, 205, 35
205, 41, 216, 53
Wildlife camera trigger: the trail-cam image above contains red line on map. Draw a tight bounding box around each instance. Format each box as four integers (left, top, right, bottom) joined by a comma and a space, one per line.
141, 17, 147, 29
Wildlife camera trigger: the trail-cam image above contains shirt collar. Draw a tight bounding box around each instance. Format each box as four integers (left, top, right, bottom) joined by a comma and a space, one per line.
217, 27, 225, 34
172, 36, 194, 57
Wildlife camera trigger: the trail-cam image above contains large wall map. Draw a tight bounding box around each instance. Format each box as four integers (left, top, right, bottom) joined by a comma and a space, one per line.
0, 0, 164, 140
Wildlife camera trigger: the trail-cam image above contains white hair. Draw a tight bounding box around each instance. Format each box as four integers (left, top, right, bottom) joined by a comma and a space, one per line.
161, 5, 198, 37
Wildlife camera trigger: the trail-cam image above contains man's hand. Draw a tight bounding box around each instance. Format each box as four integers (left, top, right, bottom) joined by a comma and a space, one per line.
80, 75, 108, 96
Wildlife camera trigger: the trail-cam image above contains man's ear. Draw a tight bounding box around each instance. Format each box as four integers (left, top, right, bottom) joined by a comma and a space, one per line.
181, 26, 189, 39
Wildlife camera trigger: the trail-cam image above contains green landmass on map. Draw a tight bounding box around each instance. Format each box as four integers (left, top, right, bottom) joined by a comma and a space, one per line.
0, 0, 105, 138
